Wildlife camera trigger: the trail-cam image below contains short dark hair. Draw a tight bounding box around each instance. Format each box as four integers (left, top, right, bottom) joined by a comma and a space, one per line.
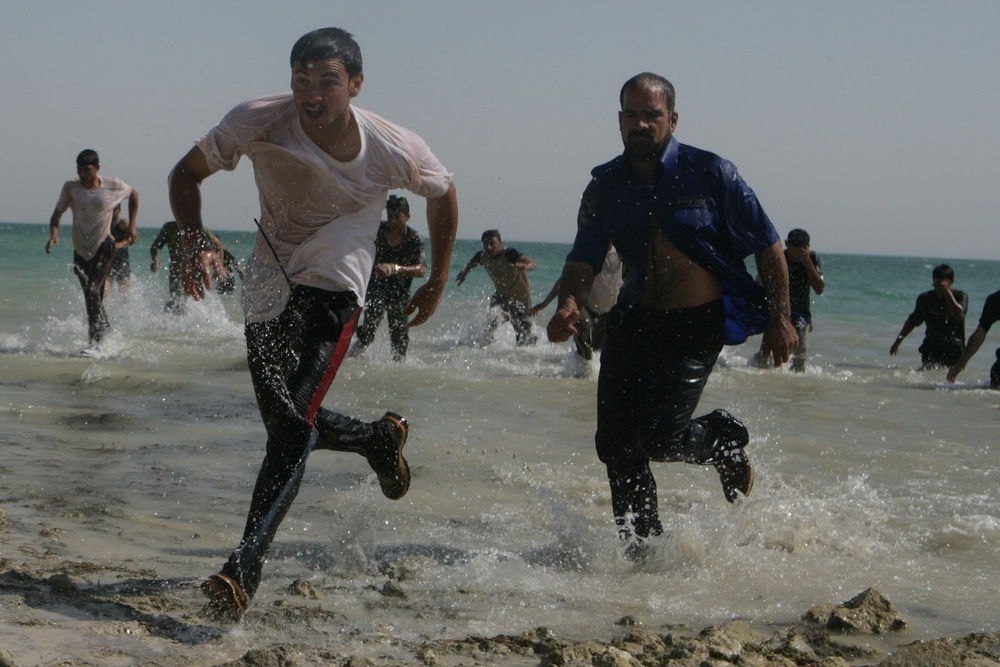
76, 149, 99, 167
386, 194, 409, 215
932, 264, 955, 282
481, 229, 501, 243
290, 28, 362, 77
620, 72, 675, 113
786, 229, 810, 248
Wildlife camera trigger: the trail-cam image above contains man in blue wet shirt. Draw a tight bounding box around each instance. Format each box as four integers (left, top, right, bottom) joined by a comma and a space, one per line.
547, 73, 796, 555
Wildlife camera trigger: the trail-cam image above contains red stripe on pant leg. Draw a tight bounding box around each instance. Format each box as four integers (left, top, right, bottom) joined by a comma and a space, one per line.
305, 307, 361, 427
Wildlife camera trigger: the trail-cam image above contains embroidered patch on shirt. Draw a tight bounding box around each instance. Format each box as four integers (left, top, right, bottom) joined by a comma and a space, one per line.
677, 196, 710, 209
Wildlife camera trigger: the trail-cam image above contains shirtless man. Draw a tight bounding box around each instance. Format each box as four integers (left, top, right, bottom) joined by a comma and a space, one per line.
456, 229, 537, 346
546, 73, 796, 556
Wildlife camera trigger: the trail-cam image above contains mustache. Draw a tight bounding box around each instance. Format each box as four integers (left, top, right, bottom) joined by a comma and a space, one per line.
627, 131, 655, 140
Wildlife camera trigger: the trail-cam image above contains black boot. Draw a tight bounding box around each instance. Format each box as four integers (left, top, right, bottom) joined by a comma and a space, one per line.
702, 409, 753, 503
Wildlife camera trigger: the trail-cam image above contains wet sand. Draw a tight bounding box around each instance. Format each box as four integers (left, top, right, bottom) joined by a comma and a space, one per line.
2, 552, 999, 666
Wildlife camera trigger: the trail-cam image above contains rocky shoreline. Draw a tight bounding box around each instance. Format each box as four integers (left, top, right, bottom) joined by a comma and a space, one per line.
1, 559, 998, 667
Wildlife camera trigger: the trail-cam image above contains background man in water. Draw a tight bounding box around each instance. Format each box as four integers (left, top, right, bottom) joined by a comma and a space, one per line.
46, 149, 139, 350
546, 72, 795, 557
351, 194, 427, 361
106, 205, 133, 298
456, 229, 537, 346
167, 27, 458, 619
754, 228, 824, 372
890, 264, 967, 368
533, 245, 622, 360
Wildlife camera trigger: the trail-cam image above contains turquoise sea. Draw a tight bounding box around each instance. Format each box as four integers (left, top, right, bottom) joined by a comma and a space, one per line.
2, 220, 1000, 660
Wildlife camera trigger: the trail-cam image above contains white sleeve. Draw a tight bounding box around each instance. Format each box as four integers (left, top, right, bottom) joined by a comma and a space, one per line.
195, 93, 293, 174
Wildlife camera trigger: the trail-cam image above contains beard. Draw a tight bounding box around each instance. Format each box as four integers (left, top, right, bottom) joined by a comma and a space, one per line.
624, 132, 668, 164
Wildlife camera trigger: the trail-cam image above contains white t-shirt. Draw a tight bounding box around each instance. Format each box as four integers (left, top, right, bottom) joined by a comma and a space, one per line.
53, 176, 132, 261
196, 92, 453, 322
587, 247, 623, 314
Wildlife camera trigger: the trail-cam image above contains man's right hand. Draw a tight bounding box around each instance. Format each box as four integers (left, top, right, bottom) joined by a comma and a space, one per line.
546, 299, 581, 342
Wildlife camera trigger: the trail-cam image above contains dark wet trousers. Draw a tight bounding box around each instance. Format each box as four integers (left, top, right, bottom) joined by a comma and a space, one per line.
73, 238, 116, 344
486, 293, 536, 346
353, 285, 410, 361
919, 339, 964, 369
221, 286, 381, 600
595, 301, 728, 541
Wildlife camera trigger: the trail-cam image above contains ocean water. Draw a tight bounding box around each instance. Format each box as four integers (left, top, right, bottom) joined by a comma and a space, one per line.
2, 221, 1000, 650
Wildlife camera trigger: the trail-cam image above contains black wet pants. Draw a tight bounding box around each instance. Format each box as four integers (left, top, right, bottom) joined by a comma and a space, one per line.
354, 286, 410, 361
221, 286, 379, 599
595, 301, 727, 540
73, 238, 116, 344
486, 294, 536, 346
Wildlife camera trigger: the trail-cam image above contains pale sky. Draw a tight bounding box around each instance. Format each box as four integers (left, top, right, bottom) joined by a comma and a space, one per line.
4, 0, 999, 259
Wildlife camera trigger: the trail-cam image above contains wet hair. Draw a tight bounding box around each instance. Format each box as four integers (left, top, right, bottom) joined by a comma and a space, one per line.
620, 72, 675, 113
932, 264, 955, 282
386, 194, 409, 215
481, 229, 501, 243
290, 28, 362, 77
76, 149, 99, 167
786, 229, 810, 248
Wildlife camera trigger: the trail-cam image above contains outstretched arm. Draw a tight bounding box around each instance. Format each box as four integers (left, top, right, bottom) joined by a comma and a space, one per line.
531, 279, 561, 316
168, 146, 225, 300
755, 241, 797, 366
455, 251, 480, 285
406, 182, 458, 327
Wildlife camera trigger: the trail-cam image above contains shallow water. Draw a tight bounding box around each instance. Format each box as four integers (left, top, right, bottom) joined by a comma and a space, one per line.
2, 222, 1000, 656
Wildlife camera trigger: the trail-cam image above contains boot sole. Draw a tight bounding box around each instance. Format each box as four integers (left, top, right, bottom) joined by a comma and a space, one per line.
201, 572, 250, 621
379, 412, 410, 500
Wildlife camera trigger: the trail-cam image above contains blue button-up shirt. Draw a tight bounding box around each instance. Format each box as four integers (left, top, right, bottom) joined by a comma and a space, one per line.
566, 138, 780, 345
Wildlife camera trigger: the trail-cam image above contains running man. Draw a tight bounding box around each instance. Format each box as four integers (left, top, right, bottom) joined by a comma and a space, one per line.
106, 205, 132, 297
167, 27, 458, 620
351, 194, 427, 361
46, 149, 139, 350
150, 221, 195, 313
456, 229, 537, 346
546, 73, 795, 557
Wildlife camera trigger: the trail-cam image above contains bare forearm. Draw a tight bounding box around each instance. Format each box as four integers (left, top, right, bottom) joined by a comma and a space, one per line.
167, 147, 217, 252
756, 242, 792, 321
425, 182, 458, 288
558, 261, 596, 308
805, 260, 825, 295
